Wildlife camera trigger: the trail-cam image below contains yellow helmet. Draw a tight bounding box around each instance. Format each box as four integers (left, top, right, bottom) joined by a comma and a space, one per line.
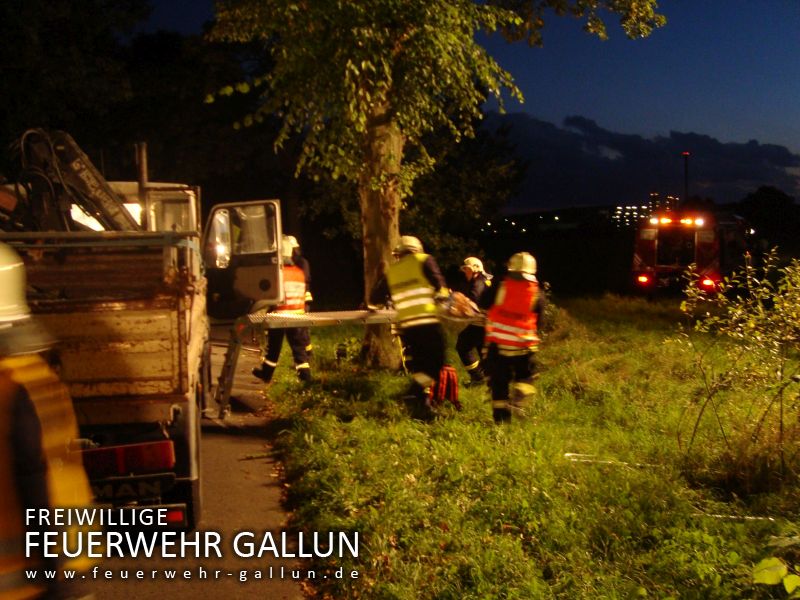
507, 252, 537, 275
393, 235, 423, 256
0, 243, 31, 323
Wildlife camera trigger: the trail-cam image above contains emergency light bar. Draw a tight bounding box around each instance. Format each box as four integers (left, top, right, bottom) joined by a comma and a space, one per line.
648, 216, 706, 227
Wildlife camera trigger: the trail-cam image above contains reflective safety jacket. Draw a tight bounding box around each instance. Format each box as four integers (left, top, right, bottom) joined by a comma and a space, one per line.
386, 253, 442, 328
0, 354, 97, 599
485, 275, 540, 353
276, 265, 307, 314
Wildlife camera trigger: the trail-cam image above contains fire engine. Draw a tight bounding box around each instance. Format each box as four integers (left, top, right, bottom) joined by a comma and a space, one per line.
632, 209, 750, 293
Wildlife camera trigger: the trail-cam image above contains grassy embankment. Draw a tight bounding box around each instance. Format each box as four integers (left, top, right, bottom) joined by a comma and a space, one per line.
259, 295, 797, 599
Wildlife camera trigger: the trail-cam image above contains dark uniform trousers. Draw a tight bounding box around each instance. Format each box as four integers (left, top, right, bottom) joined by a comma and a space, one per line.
266, 328, 310, 368
485, 343, 538, 423
400, 323, 446, 393
456, 324, 485, 374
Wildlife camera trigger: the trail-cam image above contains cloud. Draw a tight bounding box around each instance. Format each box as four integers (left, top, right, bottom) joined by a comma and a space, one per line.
485, 113, 800, 211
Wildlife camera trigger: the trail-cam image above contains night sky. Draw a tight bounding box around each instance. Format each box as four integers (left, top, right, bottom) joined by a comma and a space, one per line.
147, 1, 800, 207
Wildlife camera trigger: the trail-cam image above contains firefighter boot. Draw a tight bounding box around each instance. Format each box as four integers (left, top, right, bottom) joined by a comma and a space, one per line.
297, 365, 313, 384
492, 400, 512, 424
403, 381, 435, 422
252, 362, 276, 383
467, 365, 486, 386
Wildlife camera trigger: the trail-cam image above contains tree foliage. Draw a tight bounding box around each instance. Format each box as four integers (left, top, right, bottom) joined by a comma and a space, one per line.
492, 0, 666, 45
210, 0, 527, 192
209, 0, 665, 366
677, 250, 800, 493
300, 120, 526, 267
209, 0, 663, 190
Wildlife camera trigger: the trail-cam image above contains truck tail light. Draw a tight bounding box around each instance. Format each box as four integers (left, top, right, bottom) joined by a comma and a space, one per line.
636, 274, 651, 285
699, 277, 717, 291
165, 507, 186, 525
81, 440, 176, 479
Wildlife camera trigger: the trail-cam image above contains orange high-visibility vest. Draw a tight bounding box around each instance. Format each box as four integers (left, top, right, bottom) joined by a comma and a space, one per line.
485, 277, 539, 350
276, 265, 306, 314
0, 354, 97, 599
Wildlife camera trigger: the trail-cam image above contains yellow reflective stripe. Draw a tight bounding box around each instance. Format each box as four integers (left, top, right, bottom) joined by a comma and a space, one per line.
395, 297, 436, 310
498, 346, 534, 356
465, 360, 480, 371
487, 331, 536, 343
398, 316, 440, 328
393, 286, 433, 301
295, 363, 310, 370
487, 321, 534, 335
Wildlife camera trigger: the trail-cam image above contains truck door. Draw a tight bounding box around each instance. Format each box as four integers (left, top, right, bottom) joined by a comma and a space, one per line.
202, 200, 283, 319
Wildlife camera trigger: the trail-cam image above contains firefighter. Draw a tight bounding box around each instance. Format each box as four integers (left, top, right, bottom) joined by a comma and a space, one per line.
252, 236, 313, 383
0, 242, 96, 599
484, 252, 544, 424
284, 235, 314, 358
370, 236, 449, 412
455, 256, 493, 385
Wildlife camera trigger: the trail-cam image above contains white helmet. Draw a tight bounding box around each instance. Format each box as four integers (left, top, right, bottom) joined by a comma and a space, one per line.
281, 236, 295, 260
507, 252, 537, 275
0, 243, 31, 323
461, 256, 484, 274
0, 243, 53, 356
284, 235, 300, 250
393, 235, 423, 256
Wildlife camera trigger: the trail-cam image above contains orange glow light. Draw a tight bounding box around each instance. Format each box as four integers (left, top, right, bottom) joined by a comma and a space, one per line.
637, 275, 650, 284
701, 278, 715, 287
659, 217, 672, 224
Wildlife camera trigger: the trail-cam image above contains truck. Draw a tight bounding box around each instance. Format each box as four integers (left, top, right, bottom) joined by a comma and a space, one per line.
632, 208, 750, 293
0, 130, 286, 528
1, 185, 210, 529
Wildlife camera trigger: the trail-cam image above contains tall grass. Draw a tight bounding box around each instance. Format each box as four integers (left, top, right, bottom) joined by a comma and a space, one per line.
258, 295, 792, 598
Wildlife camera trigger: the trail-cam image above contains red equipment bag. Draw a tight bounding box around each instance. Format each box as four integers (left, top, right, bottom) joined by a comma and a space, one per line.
429, 365, 462, 410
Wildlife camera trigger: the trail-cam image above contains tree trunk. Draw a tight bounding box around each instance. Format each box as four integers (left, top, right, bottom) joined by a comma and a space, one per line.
359, 105, 403, 369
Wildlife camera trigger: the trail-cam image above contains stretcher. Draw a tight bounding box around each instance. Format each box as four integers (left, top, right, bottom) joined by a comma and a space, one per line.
213, 310, 395, 417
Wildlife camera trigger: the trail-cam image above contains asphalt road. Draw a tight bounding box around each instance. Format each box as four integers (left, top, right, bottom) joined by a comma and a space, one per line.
89, 331, 305, 599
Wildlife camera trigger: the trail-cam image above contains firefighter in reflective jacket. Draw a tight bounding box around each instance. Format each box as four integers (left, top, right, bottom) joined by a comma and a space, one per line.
455, 256, 493, 384
484, 252, 544, 423
370, 236, 449, 406
252, 237, 313, 383
284, 235, 314, 358
0, 242, 96, 599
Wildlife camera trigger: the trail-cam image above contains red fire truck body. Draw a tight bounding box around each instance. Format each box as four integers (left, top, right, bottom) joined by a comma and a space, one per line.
632, 210, 749, 292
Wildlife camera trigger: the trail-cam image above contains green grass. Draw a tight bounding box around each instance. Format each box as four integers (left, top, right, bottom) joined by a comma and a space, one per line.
256, 295, 796, 599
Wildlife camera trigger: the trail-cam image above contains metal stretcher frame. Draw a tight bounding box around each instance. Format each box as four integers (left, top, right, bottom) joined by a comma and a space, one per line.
212, 309, 484, 418
213, 310, 396, 417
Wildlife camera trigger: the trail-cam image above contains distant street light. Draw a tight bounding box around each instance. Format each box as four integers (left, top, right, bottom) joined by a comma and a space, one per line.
682, 151, 690, 204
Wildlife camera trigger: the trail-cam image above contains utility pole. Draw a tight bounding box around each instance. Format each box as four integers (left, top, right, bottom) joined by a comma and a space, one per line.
682, 151, 690, 205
